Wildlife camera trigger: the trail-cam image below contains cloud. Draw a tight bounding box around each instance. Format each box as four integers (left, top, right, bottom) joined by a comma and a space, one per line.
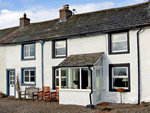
0, 1, 145, 30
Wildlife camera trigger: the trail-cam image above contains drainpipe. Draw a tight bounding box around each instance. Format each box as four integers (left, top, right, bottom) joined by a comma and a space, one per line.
40, 41, 45, 90
137, 28, 142, 105
86, 65, 95, 109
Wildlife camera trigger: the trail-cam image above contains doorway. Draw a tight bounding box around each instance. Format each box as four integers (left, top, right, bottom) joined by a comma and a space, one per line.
6, 69, 15, 97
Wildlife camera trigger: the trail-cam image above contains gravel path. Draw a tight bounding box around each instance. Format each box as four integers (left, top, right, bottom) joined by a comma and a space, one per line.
0, 98, 150, 113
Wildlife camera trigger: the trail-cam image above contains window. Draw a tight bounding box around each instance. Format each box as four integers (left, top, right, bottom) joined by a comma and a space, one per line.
109, 64, 130, 92
55, 69, 59, 87
61, 68, 69, 89
108, 32, 129, 54
21, 67, 36, 86
60, 67, 91, 90
21, 44, 35, 60
52, 40, 67, 58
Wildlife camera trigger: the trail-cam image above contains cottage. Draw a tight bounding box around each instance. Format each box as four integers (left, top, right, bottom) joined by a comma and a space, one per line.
0, 2, 150, 107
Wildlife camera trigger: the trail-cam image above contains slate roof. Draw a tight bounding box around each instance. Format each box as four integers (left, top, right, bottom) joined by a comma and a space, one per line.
0, 2, 150, 44
57, 52, 104, 67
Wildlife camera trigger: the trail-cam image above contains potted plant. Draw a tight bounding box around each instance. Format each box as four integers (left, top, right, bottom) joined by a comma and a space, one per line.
117, 88, 124, 92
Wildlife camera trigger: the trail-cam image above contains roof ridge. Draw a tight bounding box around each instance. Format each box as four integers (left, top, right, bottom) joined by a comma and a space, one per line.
72, 2, 148, 16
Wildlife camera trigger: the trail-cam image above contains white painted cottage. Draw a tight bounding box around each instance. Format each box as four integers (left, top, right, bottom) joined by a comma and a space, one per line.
0, 2, 150, 107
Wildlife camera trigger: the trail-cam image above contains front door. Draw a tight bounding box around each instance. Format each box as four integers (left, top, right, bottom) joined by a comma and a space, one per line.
7, 70, 15, 96
95, 67, 103, 103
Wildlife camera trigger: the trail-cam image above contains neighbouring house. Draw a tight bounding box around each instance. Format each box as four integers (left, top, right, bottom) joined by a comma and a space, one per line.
1, 1, 150, 106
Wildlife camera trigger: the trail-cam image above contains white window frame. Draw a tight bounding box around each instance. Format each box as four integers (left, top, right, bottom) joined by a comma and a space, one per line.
60, 67, 91, 90
55, 69, 59, 87
111, 32, 128, 53
55, 40, 66, 57
112, 67, 128, 89
24, 69, 35, 84
24, 44, 35, 59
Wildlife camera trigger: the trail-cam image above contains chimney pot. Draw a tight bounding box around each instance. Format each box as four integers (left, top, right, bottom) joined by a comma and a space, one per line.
19, 13, 30, 27
23, 13, 26, 18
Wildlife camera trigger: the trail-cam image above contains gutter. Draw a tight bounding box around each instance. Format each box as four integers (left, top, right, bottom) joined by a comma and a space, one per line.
86, 65, 95, 109
40, 40, 45, 90
137, 28, 142, 105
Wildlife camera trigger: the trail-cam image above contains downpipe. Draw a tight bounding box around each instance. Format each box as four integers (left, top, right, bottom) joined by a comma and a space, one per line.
137, 28, 142, 105
86, 65, 95, 109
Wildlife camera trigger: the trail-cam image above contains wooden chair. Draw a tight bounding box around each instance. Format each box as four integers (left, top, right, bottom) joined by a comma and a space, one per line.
37, 86, 55, 102
51, 87, 59, 102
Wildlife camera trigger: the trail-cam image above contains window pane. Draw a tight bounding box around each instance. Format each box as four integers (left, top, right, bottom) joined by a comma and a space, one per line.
24, 45, 30, 57
61, 69, 69, 89
81, 68, 90, 89
96, 70, 100, 90
113, 68, 127, 76
25, 71, 29, 76
56, 69, 59, 77
30, 51, 35, 56
113, 78, 128, 88
56, 78, 59, 86
25, 77, 29, 82
10, 77, 13, 80
112, 42, 127, 51
13, 81, 15, 85
26, 50, 30, 57
71, 68, 80, 89
30, 45, 35, 51
30, 71, 35, 77
99, 58, 102, 66
55, 41, 65, 47
10, 81, 13, 85
30, 77, 35, 82
56, 48, 66, 55
112, 33, 127, 41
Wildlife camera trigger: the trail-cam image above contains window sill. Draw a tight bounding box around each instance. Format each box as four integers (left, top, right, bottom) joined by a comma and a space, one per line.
109, 51, 130, 55
21, 83, 36, 86
59, 89, 91, 92
52, 56, 67, 59
21, 58, 36, 61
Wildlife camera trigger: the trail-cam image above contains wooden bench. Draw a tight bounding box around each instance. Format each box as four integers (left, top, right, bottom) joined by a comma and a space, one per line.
19, 86, 39, 101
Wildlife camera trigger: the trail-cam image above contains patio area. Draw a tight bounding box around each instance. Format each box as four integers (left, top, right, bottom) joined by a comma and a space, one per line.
0, 97, 150, 113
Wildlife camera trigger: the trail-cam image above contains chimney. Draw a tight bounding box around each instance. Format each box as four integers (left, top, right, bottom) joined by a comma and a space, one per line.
59, 4, 72, 22
19, 13, 30, 27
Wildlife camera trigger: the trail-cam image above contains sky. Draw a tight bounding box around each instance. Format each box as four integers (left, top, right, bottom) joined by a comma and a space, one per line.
0, 0, 146, 29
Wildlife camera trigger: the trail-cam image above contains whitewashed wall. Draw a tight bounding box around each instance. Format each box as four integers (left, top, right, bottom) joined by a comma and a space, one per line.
139, 27, 150, 102
43, 29, 140, 106
5, 42, 42, 98
0, 46, 6, 94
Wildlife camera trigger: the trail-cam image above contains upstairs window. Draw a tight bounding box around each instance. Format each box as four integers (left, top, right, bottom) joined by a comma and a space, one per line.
22, 44, 35, 60
108, 32, 129, 55
52, 40, 67, 58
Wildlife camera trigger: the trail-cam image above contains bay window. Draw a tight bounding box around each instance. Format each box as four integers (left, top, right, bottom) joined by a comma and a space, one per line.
60, 67, 91, 90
